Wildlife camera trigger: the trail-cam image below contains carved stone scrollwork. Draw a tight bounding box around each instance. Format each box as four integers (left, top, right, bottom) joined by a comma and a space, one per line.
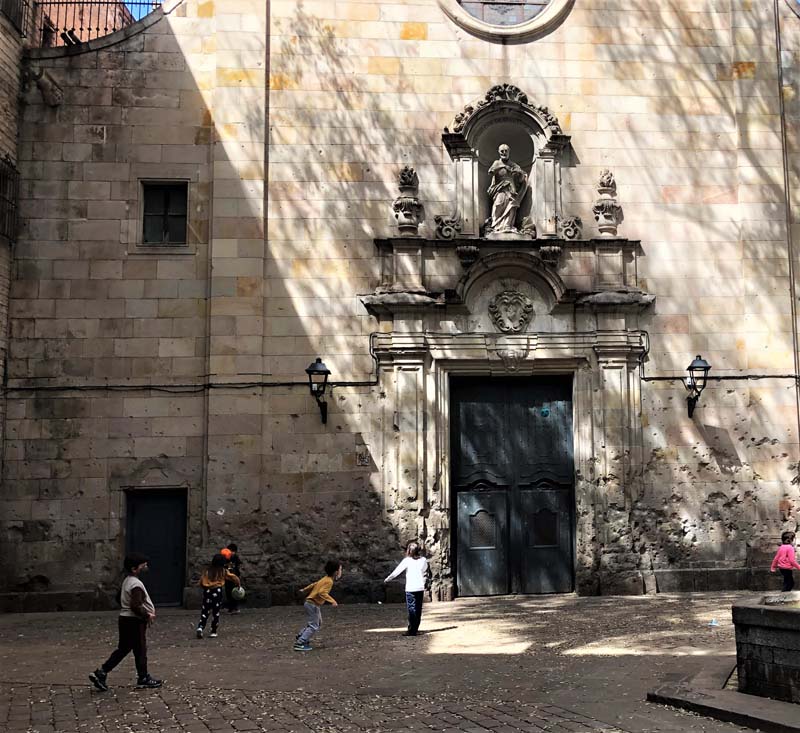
488, 290, 534, 333
392, 165, 423, 237
592, 170, 623, 237
23, 66, 64, 107
446, 84, 563, 135
539, 245, 562, 267
496, 347, 527, 372
559, 215, 582, 240
487, 335, 531, 372
455, 245, 479, 268
434, 210, 462, 240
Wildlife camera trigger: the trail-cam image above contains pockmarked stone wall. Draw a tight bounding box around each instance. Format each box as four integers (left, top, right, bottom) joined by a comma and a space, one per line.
3, 0, 800, 608
0, 12, 23, 531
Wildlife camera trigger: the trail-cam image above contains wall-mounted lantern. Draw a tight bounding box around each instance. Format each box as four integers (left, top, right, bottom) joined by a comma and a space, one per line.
686, 354, 711, 418
305, 357, 331, 424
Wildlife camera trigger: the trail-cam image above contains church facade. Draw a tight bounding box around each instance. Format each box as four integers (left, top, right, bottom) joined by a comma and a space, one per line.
1, 0, 800, 609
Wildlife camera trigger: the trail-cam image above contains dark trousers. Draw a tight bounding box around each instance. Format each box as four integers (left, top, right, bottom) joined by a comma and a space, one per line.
198, 587, 223, 632
101, 616, 148, 680
225, 578, 239, 611
405, 591, 424, 635
780, 568, 795, 592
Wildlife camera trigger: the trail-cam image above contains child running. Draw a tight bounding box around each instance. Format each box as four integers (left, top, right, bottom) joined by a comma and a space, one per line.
770, 530, 800, 592
294, 559, 342, 652
196, 553, 240, 639
384, 541, 428, 636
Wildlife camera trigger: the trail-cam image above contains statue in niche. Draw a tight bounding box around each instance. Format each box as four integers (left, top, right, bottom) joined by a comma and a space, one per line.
486, 144, 529, 236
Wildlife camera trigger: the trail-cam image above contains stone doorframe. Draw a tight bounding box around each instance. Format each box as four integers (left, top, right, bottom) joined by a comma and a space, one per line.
374, 326, 647, 598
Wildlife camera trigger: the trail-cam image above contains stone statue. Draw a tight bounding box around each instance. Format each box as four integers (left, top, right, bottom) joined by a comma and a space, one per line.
486, 144, 528, 236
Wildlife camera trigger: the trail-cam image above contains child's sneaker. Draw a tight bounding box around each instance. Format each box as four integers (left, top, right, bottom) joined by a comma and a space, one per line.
196, 627, 203, 639
293, 641, 312, 652
89, 669, 108, 692
209, 632, 218, 638
136, 675, 163, 689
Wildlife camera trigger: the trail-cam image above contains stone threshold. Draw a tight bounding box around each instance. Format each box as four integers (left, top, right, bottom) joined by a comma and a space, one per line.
647, 658, 800, 733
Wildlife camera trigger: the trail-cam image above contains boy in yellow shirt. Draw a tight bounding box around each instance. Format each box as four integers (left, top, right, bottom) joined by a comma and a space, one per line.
293, 560, 342, 652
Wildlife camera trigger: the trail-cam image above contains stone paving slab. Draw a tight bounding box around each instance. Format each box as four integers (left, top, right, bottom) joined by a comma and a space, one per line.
0, 686, 629, 733
648, 658, 800, 733
0, 593, 756, 733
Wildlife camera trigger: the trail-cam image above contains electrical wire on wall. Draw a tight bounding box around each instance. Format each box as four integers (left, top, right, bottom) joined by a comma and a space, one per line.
1, 333, 382, 395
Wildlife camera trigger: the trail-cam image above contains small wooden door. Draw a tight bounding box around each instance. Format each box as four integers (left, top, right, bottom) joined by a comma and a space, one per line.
452, 376, 574, 596
126, 489, 187, 605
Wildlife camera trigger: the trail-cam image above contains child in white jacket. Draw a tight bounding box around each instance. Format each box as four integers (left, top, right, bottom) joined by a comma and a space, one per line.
384, 541, 428, 636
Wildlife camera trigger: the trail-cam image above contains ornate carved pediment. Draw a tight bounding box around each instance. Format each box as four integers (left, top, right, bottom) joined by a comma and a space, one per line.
458, 250, 566, 311
445, 84, 563, 137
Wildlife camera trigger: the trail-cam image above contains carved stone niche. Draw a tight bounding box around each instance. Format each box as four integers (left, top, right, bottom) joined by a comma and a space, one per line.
442, 84, 570, 240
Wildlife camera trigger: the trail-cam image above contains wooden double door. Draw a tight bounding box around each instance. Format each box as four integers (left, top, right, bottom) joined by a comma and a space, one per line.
452, 376, 574, 596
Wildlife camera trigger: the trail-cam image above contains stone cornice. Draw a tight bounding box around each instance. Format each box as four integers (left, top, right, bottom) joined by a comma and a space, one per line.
373, 236, 641, 251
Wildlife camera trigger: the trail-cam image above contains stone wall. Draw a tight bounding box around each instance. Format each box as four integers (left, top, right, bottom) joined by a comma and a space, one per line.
0, 10, 23, 536
2, 0, 800, 607
0, 13, 21, 157
734, 599, 800, 704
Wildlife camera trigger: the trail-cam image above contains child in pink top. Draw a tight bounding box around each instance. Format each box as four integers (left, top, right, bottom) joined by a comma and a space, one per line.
770, 531, 800, 592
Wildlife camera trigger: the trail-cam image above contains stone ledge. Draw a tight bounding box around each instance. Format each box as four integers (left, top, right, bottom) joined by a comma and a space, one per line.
734, 597, 800, 631
655, 568, 775, 593
648, 659, 800, 733
0, 590, 115, 613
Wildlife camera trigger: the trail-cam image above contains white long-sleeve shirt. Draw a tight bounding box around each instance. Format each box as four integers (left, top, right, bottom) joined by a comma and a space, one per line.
385, 556, 428, 592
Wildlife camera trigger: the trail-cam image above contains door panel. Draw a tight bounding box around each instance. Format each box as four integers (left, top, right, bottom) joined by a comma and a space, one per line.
457, 490, 508, 596
515, 381, 573, 486
452, 387, 509, 488
519, 488, 573, 593
452, 376, 574, 596
126, 490, 187, 605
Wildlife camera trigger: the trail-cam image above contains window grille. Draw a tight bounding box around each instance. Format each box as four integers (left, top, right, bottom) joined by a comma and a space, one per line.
0, 156, 20, 244
142, 182, 188, 246
1, 0, 31, 34
458, 0, 551, 26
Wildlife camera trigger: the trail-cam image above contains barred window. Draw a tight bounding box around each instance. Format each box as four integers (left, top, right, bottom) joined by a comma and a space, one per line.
142, 182, 188, 246
0, 0, 30, 34
0, 156, 20, 244
457, 0, 551, 26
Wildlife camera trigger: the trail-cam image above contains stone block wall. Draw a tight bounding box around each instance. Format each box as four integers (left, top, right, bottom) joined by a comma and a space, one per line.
2, 0, 800, 604
3, 2, 213, 599
0, 10, 23, 516
0, 13, 21, 157
734, 600, 800, 704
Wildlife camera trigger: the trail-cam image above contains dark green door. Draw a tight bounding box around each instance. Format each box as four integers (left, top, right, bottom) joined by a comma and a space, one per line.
452, 376, 574, 596
126, 489, 187, 605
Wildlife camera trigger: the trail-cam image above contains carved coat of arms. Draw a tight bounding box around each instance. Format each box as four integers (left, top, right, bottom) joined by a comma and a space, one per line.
488, 290, 534, 333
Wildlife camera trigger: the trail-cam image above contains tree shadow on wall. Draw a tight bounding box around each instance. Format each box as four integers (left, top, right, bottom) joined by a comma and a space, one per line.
593, 0, 800, 582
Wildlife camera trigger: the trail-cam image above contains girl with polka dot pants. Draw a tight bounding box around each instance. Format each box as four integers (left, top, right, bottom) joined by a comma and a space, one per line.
196, 554, 240, 638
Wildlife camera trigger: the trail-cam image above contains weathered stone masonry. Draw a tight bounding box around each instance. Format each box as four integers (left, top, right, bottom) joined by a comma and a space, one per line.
2, 0, 800, 609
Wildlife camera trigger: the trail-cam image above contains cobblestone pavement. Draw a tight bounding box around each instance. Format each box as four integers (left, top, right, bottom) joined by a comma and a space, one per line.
0, 686, 629, 732
0, 593, 753, 732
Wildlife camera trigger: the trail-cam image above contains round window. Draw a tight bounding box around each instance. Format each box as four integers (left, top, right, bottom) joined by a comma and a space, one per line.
439, 0, 573, 42
458, 1, 552, 27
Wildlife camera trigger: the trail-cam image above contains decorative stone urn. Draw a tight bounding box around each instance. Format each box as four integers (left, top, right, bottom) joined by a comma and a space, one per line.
592, 169, 623, 237
392, 165, 423, 236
